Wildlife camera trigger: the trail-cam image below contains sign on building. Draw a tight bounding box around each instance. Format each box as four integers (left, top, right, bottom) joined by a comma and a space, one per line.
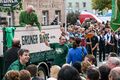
0, 0, 21, 7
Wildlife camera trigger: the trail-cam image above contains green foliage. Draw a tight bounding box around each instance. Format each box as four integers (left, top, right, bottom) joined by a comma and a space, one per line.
67, 12, 80, 25
92, 0, 111, 10
118, 0, 120, 10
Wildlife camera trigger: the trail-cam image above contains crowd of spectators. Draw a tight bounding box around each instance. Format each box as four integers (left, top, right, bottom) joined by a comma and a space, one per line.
3, 18, 120, 80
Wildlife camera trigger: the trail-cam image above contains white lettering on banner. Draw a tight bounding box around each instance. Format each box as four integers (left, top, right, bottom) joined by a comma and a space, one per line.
0, 0, 18, 3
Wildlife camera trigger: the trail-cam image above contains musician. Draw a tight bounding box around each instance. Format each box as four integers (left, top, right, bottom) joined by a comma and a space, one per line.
86, 30, 98, 66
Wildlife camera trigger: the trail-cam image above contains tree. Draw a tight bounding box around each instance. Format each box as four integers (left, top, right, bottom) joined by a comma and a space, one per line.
67, 12, 80, 25
92, 0, 111, 11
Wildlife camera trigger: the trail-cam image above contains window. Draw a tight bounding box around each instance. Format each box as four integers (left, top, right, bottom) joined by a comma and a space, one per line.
76, 2, 79, 8
83, 2, 86, 7
55, 10, 61, 24
68, 2, 72, 8
42, 10, 49, 26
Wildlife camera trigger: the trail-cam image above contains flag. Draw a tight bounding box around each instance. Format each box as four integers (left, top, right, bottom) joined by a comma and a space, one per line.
111, 0, 120, 31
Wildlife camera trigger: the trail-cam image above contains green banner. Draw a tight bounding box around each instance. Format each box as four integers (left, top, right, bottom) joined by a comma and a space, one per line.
0, 0, 21, 7
111, 0, 120, 31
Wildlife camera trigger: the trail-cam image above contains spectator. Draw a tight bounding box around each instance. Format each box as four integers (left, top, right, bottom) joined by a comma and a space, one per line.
57, 66, 82, 80
72, 62, 86, 80
107, 52, 118, 60
4, 38, 21, 74
26, 64, 44, 80
51, 17, 58, 25
67, 37, 75, 48
19, 70, 31, 80
62, 63, 70, 68
109, 67, 120, 80
107, 57, 120, 69
100, 52, 118, 66
4, 70, 20, 80
81, 61, 92, 78
72, 62, 82, 73
76, 18, 81, 26
83, 54, 96, 66
86, 67, 100, 80
66, 38, 87, 64
47, 65, 61, 80
99, 65, 110, 80
45, 35, 68, 66
7, 49, 30, 71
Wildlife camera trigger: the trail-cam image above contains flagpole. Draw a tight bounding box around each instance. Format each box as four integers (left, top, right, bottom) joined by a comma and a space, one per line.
117, 31, 119, 55
64, 0, 67, 32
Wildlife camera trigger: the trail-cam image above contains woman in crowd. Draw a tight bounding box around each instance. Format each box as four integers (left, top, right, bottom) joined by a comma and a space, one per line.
66, 38, 87, 64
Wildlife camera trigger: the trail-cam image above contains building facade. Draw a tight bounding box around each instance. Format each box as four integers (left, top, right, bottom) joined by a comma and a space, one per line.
1, 0, 92, 26
66, 0, 92, 13
15, 0, 65, 26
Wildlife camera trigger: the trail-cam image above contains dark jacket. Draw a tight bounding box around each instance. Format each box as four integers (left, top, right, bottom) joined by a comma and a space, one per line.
4, 47, 20, 73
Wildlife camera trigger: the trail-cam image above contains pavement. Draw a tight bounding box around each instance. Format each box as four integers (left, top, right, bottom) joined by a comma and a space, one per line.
96, 53, 108, 67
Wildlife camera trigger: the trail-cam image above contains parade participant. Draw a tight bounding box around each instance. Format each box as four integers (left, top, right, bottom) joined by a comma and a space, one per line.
104, 28, 114, 54
7, 49, 30, 71
45, 35, 68, 66
86, 31, 98, 54
98, 30, 106, 62
19, 5, 41, 31
4, 38, 21, 74
111, 32, 118, 53
86, 30, 98, 66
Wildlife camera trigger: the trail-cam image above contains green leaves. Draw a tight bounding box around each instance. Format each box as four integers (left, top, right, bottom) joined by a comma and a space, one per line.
67, 12, 79, 25
92, 0, 111, 11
